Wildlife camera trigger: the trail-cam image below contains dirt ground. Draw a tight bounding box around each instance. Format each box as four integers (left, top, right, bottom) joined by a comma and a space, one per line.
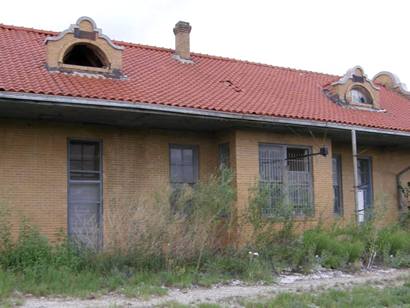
20, 268, 410, 307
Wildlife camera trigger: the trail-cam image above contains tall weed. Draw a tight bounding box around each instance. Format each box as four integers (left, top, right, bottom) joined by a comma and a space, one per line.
0, 169, 410, 300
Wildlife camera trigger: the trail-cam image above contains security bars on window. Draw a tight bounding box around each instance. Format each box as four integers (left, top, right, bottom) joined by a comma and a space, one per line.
259, 144, 313, 217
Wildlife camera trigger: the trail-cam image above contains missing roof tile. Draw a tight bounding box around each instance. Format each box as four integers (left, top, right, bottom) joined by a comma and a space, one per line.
220, 80, 242, 93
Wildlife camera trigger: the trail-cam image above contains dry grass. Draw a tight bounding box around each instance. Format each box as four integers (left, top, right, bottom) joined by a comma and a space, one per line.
101, 170, 236, 268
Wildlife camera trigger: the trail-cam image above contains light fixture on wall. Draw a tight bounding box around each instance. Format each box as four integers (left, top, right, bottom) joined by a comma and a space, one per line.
285, 146, 328, 160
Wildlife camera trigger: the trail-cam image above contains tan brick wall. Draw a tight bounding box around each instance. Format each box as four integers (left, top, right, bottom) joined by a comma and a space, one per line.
333, 143, 410, 226
1, 119, 409, 243
0, 119, 218, 241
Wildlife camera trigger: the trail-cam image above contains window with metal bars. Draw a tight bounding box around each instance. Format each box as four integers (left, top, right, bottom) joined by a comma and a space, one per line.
259, 144, 313, 217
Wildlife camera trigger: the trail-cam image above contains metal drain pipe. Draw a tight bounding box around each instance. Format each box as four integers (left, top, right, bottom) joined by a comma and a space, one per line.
351, 129, 360, 224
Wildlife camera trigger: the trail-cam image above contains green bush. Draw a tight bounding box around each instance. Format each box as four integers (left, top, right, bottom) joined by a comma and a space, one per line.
378, 227, 410, 256
0, 222, 86, 273
377, 226, 410, 267
301, 229, 365, 269
3, 222, 52, 270
203, 253, 248, 276
400, 210, 410, 230
0, 203, 12, 259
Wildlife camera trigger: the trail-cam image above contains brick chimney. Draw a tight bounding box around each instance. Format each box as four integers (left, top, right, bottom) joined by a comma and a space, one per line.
173, 21, 192, 60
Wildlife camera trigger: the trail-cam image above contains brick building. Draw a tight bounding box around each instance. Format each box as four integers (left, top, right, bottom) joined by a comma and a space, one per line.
0, 17, 409, 247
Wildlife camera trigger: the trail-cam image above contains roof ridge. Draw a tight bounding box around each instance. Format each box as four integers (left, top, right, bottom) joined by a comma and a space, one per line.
116, 39, 340, 78
0, 23, 56, 36
189, 51, 341, 78
111, 39, 174, 53
0, 22, 340, 79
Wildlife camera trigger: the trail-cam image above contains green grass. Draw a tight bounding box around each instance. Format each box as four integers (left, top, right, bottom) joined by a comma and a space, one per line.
0, 267, 167, 300
245, 280, 410, 307
0, 266, 240, 300
1, 199, 410, 303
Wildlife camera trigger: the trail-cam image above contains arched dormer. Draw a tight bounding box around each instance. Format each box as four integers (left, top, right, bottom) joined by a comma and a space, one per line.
373, 71, 410, 99
63, 43, 109, 68
45, 17, 123, 77
327, 66, 381, 110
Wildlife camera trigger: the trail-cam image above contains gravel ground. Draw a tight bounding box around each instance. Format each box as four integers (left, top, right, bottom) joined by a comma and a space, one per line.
20, 268, 410, 307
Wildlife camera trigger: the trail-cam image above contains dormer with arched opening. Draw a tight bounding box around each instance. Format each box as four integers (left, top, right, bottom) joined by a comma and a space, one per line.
326, 66, 381, 111
45, 17, 123, 77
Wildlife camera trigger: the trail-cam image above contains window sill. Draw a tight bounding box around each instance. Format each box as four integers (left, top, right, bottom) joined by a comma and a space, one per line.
346, 102, 384, 112
47, 64, 124, 79
261, 210, 315, 221
58, 63, 111, 73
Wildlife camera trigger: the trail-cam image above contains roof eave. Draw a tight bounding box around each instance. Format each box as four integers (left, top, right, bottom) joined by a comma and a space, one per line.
1, 91, 410, 138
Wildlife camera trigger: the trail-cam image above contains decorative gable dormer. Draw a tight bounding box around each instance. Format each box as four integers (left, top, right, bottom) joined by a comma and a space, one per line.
373, 71, 410, 99
326, 66, 382, 111
45, 17, 123, 77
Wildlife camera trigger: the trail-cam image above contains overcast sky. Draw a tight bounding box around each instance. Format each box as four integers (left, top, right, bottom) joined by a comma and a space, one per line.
1, 0, 409, 85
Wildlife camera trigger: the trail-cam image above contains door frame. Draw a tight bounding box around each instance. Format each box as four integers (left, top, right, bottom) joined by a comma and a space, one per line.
67, 138, 103, 248
357, 156, 373, 218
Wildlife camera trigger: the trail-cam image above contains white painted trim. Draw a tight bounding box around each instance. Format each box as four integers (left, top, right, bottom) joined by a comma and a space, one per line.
44, 16, 123, 51
373, 71, 410, 96
332, 65, 379, 91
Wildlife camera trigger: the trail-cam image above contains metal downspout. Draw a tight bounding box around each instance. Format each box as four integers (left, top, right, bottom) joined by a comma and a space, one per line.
351, 129, 360, 224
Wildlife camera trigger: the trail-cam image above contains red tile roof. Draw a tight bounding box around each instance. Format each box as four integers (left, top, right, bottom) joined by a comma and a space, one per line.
0, 24, 409, 132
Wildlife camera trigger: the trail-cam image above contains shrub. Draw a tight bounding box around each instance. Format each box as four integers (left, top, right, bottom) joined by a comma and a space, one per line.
85, 168, 236, 272
378, 227, 410, 255
173, 168, 236, 270
301, 228, 365, 270
377, 226, 410, 267
0, 170, 410, 299
0, 221, 87, 273
332, 219, 379, 268
203, 253, 248, 276
245, 183, 366, 272
246, 181, 301, 272
3, 221, 52, 270
0, 203, 11, 255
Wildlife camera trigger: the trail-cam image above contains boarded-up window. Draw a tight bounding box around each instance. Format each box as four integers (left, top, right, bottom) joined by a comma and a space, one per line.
259, 144, 313, 217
